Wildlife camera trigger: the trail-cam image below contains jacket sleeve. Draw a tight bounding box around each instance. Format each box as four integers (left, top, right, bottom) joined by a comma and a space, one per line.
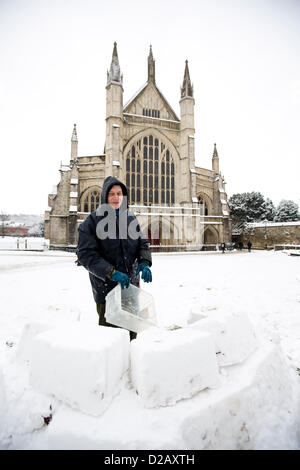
77, 215, 114, 281
137, 223, 152, 267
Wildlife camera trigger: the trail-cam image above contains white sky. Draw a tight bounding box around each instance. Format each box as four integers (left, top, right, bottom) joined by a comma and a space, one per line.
0, 0, 300, 214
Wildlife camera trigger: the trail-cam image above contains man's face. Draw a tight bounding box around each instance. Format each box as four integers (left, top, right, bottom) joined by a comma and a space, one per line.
107, 185, 123, 210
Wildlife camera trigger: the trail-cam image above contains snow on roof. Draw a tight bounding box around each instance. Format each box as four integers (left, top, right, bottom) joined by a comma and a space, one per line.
123, 81, 180, 122
123, 82, 148, 109
60, 165, 70, 172
248, 221, 300, 228
124, 112, 180, 124
155, 83, 180, 121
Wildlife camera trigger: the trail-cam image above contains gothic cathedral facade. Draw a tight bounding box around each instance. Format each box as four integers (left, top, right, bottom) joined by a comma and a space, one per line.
44, 43, 232, 250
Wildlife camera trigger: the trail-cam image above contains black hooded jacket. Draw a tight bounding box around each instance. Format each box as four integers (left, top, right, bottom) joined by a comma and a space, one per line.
77, 176, 152, 304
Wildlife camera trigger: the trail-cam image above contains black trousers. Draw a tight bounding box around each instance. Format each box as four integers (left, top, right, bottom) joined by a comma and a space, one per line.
96, 303, 137, 341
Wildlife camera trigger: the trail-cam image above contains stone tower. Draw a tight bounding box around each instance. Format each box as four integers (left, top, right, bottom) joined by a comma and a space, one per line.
179, 60, 196, 203
212, 143, 219, 174
71, 123, 78, 161
105, 42, 124, 180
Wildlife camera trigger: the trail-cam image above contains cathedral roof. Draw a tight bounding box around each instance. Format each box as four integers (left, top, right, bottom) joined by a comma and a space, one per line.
123, 46, 180, 122
123, 81, 179, 122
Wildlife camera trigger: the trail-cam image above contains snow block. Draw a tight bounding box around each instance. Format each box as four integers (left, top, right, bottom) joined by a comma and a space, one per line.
30, 323, 130, 416
45, 343, 298, 450
16, 321, 55, 363
0, 364, 6, 426
131, 327, 220, 408
189, 312, 257, 366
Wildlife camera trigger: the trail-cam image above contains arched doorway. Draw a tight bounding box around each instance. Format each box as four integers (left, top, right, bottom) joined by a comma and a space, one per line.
142, 216, 178, 246
204, 226, 219, 244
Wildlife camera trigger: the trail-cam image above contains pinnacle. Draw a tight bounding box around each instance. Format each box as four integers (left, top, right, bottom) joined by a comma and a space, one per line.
107, 41, 122, 84
113, 42, 118, 57
213, 143, 219, 157
148, 44, 155, 83
181, 60, 193, 99
71, 123, 78, 142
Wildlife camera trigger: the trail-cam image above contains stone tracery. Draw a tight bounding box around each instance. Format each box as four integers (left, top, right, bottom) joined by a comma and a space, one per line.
125, 133, 175, 206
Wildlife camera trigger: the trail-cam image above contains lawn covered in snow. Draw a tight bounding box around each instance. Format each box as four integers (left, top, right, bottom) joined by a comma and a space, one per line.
0, 248, 299, 449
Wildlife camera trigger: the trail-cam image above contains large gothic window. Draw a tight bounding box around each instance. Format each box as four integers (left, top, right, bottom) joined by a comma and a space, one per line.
126, 135, 175, 205
81, 189, 100, 213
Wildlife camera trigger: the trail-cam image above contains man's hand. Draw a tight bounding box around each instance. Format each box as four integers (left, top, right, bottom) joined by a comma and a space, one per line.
136, 262, 152, 283
111, 270, 130, 289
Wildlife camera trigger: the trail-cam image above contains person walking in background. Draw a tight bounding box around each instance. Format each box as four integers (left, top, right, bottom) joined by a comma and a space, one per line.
77, 176, 152, 341
247, 240, 252, 252
220, 242, 225, 254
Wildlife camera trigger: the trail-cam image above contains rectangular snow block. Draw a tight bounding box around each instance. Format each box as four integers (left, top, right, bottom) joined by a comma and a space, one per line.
105, 284, 157, 334
189, 312, 258, 366
0, 364, 6, 417
29, 323, 130, 416
131, 327, 220, 408
0, 363, 7, 439
16, 321, 55, 364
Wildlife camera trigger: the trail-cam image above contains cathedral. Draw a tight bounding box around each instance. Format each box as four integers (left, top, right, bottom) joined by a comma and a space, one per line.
44, 43, 231, 250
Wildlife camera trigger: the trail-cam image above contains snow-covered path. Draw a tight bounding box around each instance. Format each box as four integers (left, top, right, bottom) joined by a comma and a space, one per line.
0, 249, 299, 449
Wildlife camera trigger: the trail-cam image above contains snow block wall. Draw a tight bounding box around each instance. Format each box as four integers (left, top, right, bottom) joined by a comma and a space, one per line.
44, 343, 299, 451
179, 343, 299, 450
189, 312, 257, 366
16, 322, 55, 364
30, 324, 130, 416
131, 327, 220, 408
0, 364, 6, 436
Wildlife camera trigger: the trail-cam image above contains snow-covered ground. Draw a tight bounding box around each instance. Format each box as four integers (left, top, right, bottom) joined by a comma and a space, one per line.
0, 249, 299, 450
0, 237, 48, 251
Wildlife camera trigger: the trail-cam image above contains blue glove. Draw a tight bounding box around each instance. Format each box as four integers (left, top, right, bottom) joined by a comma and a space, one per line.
136, 262, 152, 283
111, 270, 130, 289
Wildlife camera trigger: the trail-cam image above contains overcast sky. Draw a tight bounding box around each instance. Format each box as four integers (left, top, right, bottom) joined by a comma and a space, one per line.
1, 0, 299, 214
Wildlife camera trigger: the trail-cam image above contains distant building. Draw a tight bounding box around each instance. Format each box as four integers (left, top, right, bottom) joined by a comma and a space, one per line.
3, 226, 29, 236
45, 43, 231, 250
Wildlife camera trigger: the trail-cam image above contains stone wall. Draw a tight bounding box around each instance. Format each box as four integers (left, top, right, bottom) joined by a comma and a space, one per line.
241, 222, 300, 249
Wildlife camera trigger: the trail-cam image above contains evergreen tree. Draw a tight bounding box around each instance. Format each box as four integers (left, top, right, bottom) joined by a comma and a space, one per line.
274, 200, 299, 222
39, 221, 45, 237
228, 192, 271, 222
262, 198, 276, 221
